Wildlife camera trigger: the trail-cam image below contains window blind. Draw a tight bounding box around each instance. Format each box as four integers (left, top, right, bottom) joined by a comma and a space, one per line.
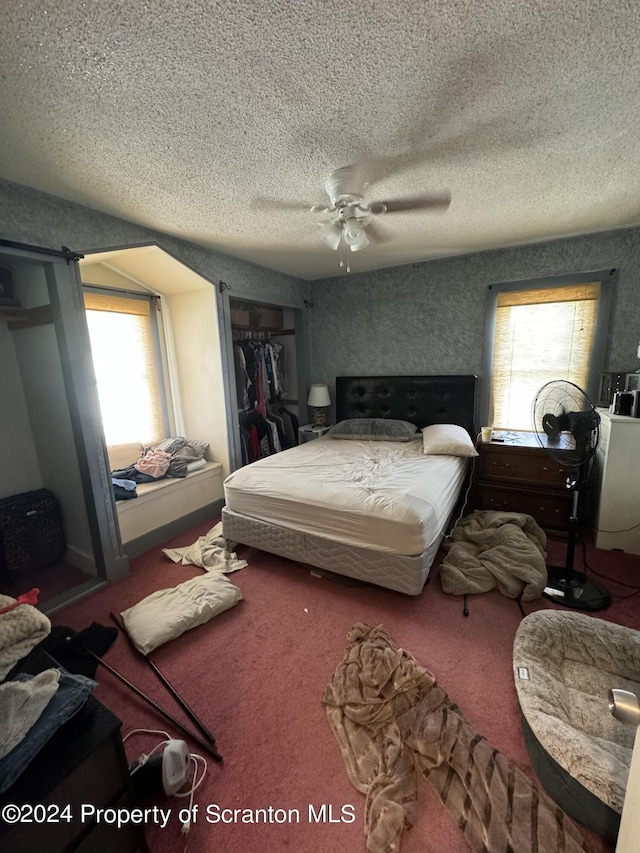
490, 283, 600, 430
84, 291, 165, 445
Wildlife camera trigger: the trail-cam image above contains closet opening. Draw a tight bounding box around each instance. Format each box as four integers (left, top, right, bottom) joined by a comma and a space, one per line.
227, 296, 306, 470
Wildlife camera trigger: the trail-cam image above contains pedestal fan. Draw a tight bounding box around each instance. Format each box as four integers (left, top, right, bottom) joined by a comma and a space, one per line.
531, 380, 611, 611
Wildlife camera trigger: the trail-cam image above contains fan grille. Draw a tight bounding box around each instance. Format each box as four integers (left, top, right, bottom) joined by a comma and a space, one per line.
531, 380, 600, 467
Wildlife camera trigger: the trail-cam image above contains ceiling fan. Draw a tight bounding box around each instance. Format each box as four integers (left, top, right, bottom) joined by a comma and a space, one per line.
255, 163, 451, 271
310, 164, 451, 266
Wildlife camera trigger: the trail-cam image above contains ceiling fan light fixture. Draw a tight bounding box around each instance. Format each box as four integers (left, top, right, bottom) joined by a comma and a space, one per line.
343, 217, 369, 252
320, 221, 343, 251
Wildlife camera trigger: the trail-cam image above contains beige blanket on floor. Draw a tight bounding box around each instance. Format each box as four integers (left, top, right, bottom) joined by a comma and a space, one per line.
439, 510, 547, 601
322, 623, 590, 853
162, 522, 248, 574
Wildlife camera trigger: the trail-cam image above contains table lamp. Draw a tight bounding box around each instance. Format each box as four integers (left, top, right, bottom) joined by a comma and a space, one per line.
307, 384, 331, 427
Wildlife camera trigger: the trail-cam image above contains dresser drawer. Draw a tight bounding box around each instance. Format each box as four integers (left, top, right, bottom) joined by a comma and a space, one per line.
478, 484, 571, 533
479, 446, 570, 487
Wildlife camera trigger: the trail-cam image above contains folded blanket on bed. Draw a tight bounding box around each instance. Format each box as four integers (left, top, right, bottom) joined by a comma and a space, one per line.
0, 594, 51, 681
322, 623, 591, 853
439, 510, 547, 601
162, 522, 248, 574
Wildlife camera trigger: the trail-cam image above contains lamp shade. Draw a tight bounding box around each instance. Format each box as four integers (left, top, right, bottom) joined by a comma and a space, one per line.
307, 384, 331, 407
343, 217, 369, 252
321, 221, 343, 251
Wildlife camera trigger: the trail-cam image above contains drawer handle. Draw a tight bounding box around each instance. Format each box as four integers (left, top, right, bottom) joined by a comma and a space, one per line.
542, 466, 564, 474
489, 498, 509, 507
491, 462, 510, 469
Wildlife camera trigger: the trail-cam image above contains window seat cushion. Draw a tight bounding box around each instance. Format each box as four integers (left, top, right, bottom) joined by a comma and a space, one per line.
116, 462, 223, 545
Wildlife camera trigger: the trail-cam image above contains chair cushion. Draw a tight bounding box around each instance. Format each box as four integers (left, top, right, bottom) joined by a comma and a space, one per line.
513, 610, 640, 817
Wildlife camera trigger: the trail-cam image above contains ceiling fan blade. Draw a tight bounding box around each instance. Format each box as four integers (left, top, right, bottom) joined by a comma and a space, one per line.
253, 197, 319, 212
371, 191, 452, 214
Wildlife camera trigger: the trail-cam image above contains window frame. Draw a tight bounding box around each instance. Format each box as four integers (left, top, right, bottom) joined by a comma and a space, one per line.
481, 269, 616, 429
82, 283, 171, 444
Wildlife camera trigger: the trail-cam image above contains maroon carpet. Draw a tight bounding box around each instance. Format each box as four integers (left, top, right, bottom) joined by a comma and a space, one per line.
50, 522, 640, 853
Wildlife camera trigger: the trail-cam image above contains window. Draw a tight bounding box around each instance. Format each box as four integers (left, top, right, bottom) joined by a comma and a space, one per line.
84, 289, 167, 445
486, 276, 612, 431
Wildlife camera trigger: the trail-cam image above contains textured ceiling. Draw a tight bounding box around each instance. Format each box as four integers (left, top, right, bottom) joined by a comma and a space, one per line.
2, 1, 640, 280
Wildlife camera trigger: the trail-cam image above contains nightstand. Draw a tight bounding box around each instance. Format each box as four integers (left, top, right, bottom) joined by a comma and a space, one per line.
298, 424, 331, 442
473, 431, 572, 536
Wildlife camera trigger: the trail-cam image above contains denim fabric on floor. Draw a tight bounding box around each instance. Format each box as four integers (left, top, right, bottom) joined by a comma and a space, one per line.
0, 669, 97, 794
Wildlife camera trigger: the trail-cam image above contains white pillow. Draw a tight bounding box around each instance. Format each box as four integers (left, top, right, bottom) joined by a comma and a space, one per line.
421, 424, 478, 457
120, 573, 243, 655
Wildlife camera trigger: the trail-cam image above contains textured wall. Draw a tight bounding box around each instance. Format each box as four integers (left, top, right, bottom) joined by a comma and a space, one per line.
2, 178, 639, 429
308, 230, 640, 420
0, 179, 308, 308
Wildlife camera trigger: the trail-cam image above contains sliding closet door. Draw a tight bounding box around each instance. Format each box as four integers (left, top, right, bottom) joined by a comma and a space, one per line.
0, 243, 127, 613
46, 257, 129, 584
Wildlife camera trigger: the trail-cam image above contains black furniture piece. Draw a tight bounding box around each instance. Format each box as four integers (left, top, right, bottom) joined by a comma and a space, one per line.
334, 374, 478, 438
0, 650, 148, 853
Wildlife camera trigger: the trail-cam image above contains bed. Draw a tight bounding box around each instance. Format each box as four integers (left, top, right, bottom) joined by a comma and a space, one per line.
222, 375, 477, 594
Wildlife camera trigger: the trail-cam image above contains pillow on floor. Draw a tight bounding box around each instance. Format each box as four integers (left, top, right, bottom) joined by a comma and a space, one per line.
120, 573, 242, 655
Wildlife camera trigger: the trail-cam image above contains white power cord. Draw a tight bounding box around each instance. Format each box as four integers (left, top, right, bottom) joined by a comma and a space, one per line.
443, 456, 476, 540
123, 728, 207, 837
124, 728, 172, 773
174, 753, 208, 835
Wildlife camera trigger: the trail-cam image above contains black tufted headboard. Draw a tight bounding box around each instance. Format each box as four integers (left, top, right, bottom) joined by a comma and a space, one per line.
335, 375, 477, 437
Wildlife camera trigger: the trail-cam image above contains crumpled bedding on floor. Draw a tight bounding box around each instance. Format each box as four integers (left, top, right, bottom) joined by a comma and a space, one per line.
162, 521, 248, 573
439, 510, 548, 601
322, 623, 590, 853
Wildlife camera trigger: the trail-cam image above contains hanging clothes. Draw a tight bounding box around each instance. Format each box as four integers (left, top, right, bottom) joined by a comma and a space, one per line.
233, 336, 286, 412
233, 330, 297, 466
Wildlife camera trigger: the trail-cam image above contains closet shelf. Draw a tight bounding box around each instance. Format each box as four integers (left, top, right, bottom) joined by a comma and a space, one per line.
231, 325, 295, 335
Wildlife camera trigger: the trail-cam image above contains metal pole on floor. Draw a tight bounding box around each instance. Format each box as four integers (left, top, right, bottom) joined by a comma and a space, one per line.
109, 611, 218, 748
68, 636, 223, 763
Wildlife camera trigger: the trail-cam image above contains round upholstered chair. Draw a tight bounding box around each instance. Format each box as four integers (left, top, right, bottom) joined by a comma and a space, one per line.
513, 610, 640, 839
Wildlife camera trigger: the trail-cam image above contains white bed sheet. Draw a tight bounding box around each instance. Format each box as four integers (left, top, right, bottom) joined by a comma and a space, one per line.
223, 436, 468, 555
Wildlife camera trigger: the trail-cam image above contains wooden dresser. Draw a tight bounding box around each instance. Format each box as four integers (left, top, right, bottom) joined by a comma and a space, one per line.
473, 431, 573, 536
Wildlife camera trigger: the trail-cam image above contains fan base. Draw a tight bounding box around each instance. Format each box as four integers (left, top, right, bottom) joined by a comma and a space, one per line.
542, 566, 611, 612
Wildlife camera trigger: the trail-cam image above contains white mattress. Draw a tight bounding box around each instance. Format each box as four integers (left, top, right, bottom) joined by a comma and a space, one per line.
223, 437, 468, 555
